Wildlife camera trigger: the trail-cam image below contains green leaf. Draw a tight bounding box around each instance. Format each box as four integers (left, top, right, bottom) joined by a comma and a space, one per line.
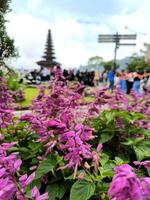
91, 118, 100, 130
99, 132, 114, 143
25, 185, 32, 199
97, 181, 109, 194
19, 147, 30, 153
9, 147, 19, 152
31, 179, 41, 189
123, 138, 143, 146
103, 111, 115, 124
99, 166, 114, 178
142, 129, 150, 136
46, 182, 66, 200
114, 157, 125, 165
133, 140, 150, 161
34, 154, 57, 179
100, 153, 109, 166
70, 180, 95, 200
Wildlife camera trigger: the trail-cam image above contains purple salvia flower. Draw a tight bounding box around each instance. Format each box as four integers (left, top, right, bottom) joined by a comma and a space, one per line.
25, 172, 35, 185
141, 178, 150, 199
14, 159, 22, 171
31, 186, 48, 200
97, 144, 103, 153
134, 160, 150, 172
108, 164, 143, 200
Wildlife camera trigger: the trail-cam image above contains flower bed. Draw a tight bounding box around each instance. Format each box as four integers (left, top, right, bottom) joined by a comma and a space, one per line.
0, 68, 150, 200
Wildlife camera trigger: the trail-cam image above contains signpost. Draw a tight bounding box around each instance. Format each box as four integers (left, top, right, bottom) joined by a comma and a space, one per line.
98, 32, 137, 70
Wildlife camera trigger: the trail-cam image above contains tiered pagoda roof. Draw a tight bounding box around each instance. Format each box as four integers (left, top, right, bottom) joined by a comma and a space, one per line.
37, 29, 58, 68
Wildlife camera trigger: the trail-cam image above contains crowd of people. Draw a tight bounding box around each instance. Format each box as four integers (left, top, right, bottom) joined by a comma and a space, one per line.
63, 68, 150, 95
107, 69, 150, 95
20, 66, 150, 95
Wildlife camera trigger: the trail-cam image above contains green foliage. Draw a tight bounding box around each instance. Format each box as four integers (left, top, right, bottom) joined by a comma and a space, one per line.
140, 43, 150, 55
127, 48, 150, 72
91, 110, 150, 161
102, 60, 119, 71
0, 0, 11, 24
3, 121, 44, 171
0, 32, 18, 59
0, 0, 18, 62
88, 56, 104, 66
7, 74, 20, 91
70, 180, 95, 200
46, 182, 66, 200
133, 140, 150, 161
34, 155, 57, 179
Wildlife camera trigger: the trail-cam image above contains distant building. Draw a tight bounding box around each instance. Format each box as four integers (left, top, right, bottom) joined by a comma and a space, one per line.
37, 29, 59, 70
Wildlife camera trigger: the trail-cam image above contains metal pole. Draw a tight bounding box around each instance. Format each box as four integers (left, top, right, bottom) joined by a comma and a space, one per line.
113, 32, 119, 71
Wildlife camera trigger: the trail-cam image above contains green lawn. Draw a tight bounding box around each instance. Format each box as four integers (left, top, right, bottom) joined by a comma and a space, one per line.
18, 87, 39, 108
83, 96, 95, 102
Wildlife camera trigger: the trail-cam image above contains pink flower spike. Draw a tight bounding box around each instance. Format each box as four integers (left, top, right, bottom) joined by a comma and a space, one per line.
31, 186, 40, 199
19, 174, 27, 182
141, 178, 150, 198
36, 192, 49, 200
25, 172, 35, 185
97, 144, 103, 153
14, 159, 22, 171
30, 166, 37, 171
133, 161, 141, 166
0, 134, 4, 140
78, 172, 84, 180
115, 164, 133, 173
2, 142, 17, 150
0, 168, 6, 178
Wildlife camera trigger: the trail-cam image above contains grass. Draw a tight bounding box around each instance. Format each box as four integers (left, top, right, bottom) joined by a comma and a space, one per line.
18, 87, 39, 108
83, 96, 95, 102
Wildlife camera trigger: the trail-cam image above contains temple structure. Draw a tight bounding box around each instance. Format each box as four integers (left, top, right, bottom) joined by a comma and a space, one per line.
37, 29, 58, 69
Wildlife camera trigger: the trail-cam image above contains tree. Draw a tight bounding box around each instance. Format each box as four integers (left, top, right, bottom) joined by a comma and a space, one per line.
140, 43, 150, 55
102, 60, 119, 71
126, 45, 150, 72
88, 56, 103, 66
0, 0, 18, 63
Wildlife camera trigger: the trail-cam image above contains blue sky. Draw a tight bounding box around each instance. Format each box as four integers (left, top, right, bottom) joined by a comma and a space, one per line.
7, 0, 150, 69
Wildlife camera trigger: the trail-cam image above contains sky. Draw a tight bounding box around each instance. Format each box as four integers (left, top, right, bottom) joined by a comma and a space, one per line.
6, 0, 150, 69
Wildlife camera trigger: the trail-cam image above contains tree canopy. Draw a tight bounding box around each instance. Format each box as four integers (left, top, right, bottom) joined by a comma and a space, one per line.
0, 0, 18, 62
102, 60, 119, 71
126, 44, 150, 72
88, 56, 103, 66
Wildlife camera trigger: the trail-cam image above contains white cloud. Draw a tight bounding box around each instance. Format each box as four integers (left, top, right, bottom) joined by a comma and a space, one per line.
7, 12, 114, 69
108, 0, 150, 57
7, 13, 50, 69
6, 0, 150, 70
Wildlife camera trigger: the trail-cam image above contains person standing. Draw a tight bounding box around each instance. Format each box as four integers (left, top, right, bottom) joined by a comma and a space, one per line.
126, 70, 134, 94
119, 70, 127, 93
133, 71, 143, 95
114, 72, 120, 87
143, 71, 150, 92
94, 70, 100, 87
108, 69, 115, 91
102, 70, 108, 86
